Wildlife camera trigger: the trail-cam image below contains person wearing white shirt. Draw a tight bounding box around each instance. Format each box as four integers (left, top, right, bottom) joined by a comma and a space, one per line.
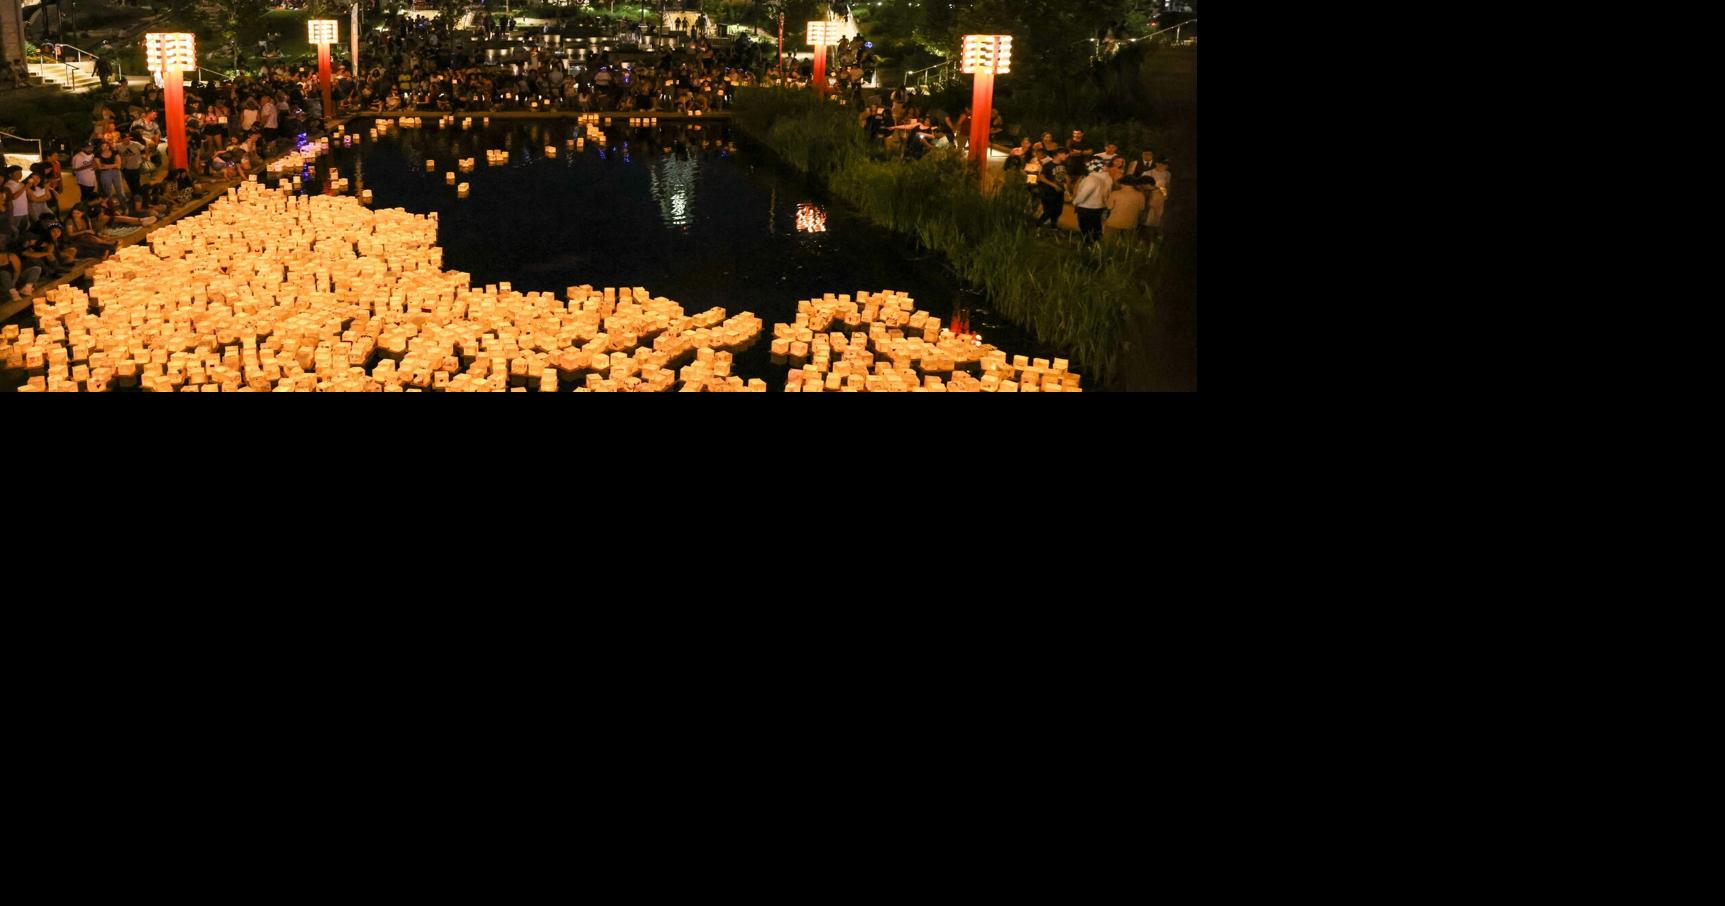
71, 146, 99, 198
4, 166, 30, 240
1071, 158, 1113, 245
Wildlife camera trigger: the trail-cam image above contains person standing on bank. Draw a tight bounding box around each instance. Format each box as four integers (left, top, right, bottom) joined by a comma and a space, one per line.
117, 132, 146, 198
1103, 158, 1144, 242
71, 144, 98, 202
95, 141, 126, 200
1072, 157, 1113, 245
3, 167, 28, 245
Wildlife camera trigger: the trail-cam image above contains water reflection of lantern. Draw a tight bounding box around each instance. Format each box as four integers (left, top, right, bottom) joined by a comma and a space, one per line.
796, 203, 828, 233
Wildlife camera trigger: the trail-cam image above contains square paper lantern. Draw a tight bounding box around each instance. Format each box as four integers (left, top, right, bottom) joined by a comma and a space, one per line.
144, 33, 196, 75
806, 21, 841, 48
961, 35, 1013, 75
308, 19, 340, 46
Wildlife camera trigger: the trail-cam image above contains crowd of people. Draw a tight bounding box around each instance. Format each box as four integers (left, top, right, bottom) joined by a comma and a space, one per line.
1010, 129, 1170, 246
336, 13, 785, 115
1, 10, 1167, 305
859, 93, 1170, 247
3, 56, 338, 304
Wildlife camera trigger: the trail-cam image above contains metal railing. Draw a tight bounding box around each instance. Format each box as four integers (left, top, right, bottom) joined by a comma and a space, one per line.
0, 130, 45, 168
904, 59, 958, 94
26, 41, 123, 88
53, 42, 122, 83
1085, 19, 1198, 61
26, 57, 85, 87
197, 67, 239, 83
1134, 19, 1198, 48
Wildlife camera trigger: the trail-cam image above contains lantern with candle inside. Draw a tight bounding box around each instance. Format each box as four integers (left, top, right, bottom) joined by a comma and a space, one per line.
144, 33, 195, 170
457, 182, 470, 198
426, 159, 436, 172
960, 35, 1012, 181
446, 172, 456, 185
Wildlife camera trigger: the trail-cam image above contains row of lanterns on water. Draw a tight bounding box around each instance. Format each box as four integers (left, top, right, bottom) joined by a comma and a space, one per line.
263, 105, 724, 205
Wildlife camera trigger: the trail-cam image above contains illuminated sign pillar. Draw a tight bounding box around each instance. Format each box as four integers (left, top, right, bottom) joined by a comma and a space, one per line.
962, 35, 1012, 182
145, 33, 195, 171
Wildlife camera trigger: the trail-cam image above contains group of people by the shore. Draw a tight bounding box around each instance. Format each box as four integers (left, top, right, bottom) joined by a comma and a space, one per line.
1009, 130, 1170, 246
338, 12, 778, 115
858, 90, 1169, 247
3, 61, 332, 304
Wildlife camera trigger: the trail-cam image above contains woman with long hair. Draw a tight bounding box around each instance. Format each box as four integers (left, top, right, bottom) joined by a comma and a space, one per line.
95, 141, 127, 200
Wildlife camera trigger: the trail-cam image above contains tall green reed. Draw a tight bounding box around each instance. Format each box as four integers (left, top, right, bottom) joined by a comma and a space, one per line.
733, 89, 1145, 382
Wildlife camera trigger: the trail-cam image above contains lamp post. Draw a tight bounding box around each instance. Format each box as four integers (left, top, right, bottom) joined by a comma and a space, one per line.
144, 32, 195, 171
961, 34, 1012, 183
806, 20, 838, 96
309, 19, 339, 119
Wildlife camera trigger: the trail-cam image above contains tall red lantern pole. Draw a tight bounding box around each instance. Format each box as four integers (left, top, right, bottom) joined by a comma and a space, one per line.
807, 21, 836, 96
319, 44, 334, 115
961, 35, 1012, 185
164, 71, 187, 170
309, 20, 340, 118
145, 33, 195, 171
968, 70, 993, 172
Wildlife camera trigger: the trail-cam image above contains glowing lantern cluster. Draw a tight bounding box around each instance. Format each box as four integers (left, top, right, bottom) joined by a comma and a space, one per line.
961, 34, 1013, 75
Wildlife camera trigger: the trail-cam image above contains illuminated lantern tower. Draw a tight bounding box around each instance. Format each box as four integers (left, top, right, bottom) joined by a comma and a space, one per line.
144, 32, 196, 171
806, 20, 841, 96
309, 19, 340, 120
961, 34, 1013, 181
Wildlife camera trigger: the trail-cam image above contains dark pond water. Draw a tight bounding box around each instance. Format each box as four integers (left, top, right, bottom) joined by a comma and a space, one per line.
297, 117, 1068, 389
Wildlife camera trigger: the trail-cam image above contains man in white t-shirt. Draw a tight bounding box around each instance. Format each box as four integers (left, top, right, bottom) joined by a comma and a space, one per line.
71, 145, 99, 199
